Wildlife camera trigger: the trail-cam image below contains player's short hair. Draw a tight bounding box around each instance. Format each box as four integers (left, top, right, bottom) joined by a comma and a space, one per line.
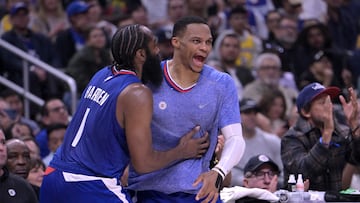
172, 16, 208, 38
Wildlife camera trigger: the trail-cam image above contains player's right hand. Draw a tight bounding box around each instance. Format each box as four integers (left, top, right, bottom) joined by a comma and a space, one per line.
178, 126, 209, 159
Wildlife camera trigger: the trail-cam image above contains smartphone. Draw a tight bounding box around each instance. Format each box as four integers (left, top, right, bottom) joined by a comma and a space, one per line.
3, 109, 18, 120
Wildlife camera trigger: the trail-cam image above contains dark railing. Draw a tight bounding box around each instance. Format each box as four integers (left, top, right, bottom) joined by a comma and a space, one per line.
0, 38, 77, 117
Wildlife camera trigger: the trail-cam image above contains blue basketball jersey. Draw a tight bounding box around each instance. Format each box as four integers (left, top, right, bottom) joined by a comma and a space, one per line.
50, 66, 140, 179
128, 60, 241, 194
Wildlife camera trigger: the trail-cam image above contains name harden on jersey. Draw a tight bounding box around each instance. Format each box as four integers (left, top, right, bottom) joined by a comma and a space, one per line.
84, 85, 109, 106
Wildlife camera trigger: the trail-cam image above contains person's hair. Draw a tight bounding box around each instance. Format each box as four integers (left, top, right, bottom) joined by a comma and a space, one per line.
279, 15, 297, 26
258, 88, 287, 120
111, 24, 151, 71
125, 1, 145, 15
83, 25, 105, 41
0, 89, 20, 99
254, 52, 281, 70
228, 6, 248, 20
295, 22, 332, 51
9, 121, 33, 139
46, 123, 68, 139
21, 135, 39, 147
40, 97, 64, 116
172, 16, 208, 38
37, 0, 65, 19
299, 102, 311, 118
221, 33, 239, 46
265, 10, 281, 23
29, 156, 46, 171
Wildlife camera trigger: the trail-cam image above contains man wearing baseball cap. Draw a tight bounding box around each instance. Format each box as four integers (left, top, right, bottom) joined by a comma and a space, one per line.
231, 99, 283, 188
55, 1, 91, 68
230, 154, 280, 203
243, 154, 280, 193
281, 82, 360, 191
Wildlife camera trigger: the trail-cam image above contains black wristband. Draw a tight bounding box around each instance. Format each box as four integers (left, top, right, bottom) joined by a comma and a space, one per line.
215, 173, 223, 192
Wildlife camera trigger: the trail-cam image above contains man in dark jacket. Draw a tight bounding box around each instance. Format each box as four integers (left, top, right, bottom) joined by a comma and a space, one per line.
281, 82, 360, 191
0, 129, 37, 203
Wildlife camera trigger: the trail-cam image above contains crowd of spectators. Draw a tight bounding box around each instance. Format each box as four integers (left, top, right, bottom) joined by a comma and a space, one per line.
0, 0, 360, 202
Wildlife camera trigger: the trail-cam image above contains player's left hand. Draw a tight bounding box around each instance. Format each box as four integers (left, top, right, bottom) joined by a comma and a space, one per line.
193, 170, 219, 203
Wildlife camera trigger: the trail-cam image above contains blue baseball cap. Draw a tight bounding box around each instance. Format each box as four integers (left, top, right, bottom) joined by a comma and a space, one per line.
10, 2, 29, 16
66, 1, 90, 17
296, 82, 340, 112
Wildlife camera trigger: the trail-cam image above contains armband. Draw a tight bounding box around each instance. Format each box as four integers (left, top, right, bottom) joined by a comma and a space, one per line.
214, 173, 223, 192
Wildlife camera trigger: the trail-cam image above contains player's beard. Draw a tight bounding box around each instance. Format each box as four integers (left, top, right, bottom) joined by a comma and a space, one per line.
141, 50, 163, 87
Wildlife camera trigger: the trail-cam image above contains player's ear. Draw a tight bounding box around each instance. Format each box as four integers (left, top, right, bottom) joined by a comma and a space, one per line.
171, 36, 180, 48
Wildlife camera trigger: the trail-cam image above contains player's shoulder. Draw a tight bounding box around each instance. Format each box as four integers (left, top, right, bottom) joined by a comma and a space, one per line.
121, 83, 152, 100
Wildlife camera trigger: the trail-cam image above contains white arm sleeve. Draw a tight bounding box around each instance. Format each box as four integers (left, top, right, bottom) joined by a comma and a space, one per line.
214, 123, 245, 176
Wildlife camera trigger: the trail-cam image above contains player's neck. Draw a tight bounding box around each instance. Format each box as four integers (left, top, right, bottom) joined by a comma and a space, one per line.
167, 59, 199, 88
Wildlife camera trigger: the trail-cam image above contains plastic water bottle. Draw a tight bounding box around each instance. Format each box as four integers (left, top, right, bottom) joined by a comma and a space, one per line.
296, 174, 304, 192
287, 174, 296, 192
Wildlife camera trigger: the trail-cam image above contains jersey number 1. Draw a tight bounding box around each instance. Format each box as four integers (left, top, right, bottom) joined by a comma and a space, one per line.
71, 108, 90, 147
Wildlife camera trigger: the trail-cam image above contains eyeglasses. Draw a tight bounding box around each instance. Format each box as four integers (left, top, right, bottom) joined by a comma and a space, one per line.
252, 170, 279, 180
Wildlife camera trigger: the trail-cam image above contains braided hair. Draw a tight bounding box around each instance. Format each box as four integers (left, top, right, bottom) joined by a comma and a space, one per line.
111, 24, 150, 72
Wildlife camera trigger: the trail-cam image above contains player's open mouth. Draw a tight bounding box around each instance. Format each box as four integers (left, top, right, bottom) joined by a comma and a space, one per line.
193, 55, 206, 66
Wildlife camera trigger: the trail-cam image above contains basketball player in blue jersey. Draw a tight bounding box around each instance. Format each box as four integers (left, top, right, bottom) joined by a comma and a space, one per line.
128, 16, 246, 203
39, 24, 210, 203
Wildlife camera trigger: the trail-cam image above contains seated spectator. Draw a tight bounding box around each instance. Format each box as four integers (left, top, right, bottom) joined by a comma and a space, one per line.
208, 30, 254, 100
22, 135, 41, 159
35, 98, 69, 158
1, 89, 40, 135
0, 0, 35, 36
55, 1, 91, 68
0, 98, 17, 139
9, 121, 33, 140
29, 0, 70, 42
281, 82, 360, 191
42, 123, 67, 166
66, 25, 111, 94
293, 23, 348, 89
262, 16, 299, 73
298, 50, 340, 90
1, 2, 64, 101
231, 98, 283, 188
154, 27, 173, 60
85, 0, 117, 39
27, 157, 45, 188
230, 154, 309, 203
243, 154, 280, 193
0, 129, 37, 203
243, 52, 298, 118
257, 88, 289, 138
264, 10, 281, 41
6, 138, 40, 199
227, 6, 263, 68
